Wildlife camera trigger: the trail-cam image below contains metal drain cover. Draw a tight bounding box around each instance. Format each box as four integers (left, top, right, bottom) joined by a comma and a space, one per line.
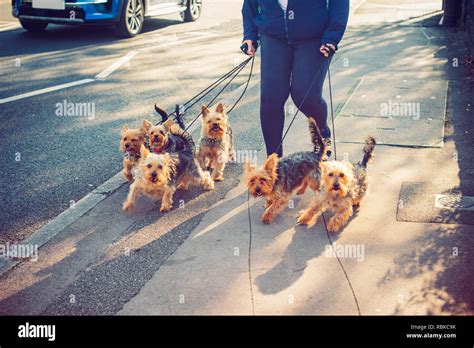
435, 195, 474, 210
397, 182, 474, 225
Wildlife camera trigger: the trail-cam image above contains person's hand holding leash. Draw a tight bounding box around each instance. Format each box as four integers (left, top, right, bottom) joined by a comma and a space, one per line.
320, 43, 336, 58
241, 39, 257, 56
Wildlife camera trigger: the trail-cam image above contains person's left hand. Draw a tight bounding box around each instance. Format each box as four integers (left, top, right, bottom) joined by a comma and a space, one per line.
320, 43, 336, 58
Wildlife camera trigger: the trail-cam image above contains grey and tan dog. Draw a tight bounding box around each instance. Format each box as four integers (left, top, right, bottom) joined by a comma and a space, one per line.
244, 118, 330, 224
297, 136, 376, 232
197, 103, 235, 181
123, 120, 214, 213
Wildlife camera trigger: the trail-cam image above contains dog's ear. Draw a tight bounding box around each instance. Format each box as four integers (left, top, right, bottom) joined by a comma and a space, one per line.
215, 102, 225, 114
142, 119, 153, 132
122, 124, 129, 134
244, 159, 254, 174
263, 153, 278, 175
140, 144, 150, 159
201, 105, 210, 118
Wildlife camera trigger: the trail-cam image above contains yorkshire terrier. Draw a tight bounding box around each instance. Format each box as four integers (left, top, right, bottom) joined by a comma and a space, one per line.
197, 103, 235, 181
120, 123, 147, 182
244, 118, 329, 224
122, 125, 214, 213
297, 137, 376, 232
142, 103, 188, 154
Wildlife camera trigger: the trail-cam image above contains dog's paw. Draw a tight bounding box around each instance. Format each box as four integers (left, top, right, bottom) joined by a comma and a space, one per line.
124, 172, 133, 182
212, 173, 224, 182
261, 212, 273, 224
327, 218, 340, 233
297, 213, 317, 228
203, 180, 215, 190
122, 201, 134, 212
160, 206, 171, 213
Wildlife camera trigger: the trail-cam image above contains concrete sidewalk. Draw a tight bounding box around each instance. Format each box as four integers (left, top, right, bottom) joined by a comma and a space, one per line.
120, 1, 474, 315
1, 0, 473, 315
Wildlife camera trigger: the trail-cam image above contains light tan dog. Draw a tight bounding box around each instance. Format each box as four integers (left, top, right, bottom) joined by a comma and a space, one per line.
197, 103, 235, 181
123, 139, 214, 212
297, 137, 376, 232
120, 124, 146, 182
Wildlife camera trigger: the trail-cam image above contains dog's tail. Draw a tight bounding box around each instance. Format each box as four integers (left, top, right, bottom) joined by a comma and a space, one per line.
155, 102, 187, 134
360, 136, 376, 168
154, 103, 169, 123
308, 118, 329, 157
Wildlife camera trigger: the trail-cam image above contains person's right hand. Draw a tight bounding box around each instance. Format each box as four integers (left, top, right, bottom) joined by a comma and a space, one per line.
242, 39, 256, 56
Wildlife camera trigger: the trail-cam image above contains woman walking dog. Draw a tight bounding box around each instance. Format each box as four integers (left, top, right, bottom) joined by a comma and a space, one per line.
242, 0, 350, 157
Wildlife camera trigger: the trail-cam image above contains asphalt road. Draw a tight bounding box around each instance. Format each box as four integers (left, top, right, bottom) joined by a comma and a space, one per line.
0, 0, 257, 244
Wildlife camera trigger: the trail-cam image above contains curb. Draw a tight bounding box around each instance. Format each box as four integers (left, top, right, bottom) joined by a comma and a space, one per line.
0, 172, 126, 276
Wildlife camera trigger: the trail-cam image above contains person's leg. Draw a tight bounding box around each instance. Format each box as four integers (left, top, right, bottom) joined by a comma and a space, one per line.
289, 40, 331, 139
260, 34, 293, 157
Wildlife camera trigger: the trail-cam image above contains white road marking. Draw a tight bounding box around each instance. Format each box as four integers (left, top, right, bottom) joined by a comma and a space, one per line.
0, 23, 21, 32
0, 78, 95, 104
95, 50, 138, 80
139, 35, 214, 52
0, 31, 228, 104
186, 31, 219, 37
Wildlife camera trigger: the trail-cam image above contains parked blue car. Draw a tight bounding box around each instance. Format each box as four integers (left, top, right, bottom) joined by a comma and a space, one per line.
12, 0, 202, 37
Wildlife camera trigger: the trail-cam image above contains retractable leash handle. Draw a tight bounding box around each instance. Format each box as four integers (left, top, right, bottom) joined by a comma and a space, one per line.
322, 43, 337, 58
240, 41, 259, 55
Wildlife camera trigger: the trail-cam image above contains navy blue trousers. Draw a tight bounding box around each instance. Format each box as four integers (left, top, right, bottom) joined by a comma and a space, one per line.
260, 34, 331, 157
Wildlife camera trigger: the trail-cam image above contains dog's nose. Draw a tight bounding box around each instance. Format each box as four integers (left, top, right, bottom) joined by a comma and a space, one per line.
213, 123, 218, 127
151, 172, 157, 178
333, 183, 340, 190
125, 143, 130, 149
154, 135, 159, 141
255, 187, 261, 194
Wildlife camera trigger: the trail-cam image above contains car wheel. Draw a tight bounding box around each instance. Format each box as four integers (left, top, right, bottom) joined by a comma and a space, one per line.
181, 0, 202, 22
114, 0, 144, 37
20, 20, 48, 32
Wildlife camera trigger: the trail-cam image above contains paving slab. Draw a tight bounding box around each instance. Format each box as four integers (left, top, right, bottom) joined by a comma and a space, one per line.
339, 78, 448, 120
397, 181, 474, 225
335, 115, 445, 147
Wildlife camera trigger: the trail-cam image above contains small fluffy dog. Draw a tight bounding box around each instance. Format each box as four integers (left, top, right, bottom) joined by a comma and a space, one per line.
297, 137, 376, 232
142, 104, 188, 154
120, 124, 147, 182
122, 123, 214, 213
197, 103, 235, 181
244, 118, 329, 224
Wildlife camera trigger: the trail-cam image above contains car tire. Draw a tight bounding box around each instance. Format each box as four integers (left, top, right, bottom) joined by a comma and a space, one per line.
20, 20, 48, 32
181, 0, 202, 22
114, 0, 144, 37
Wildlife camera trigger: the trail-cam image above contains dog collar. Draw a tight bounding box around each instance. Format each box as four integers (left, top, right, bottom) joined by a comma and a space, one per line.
202, 137, 221, 145
124, 151, 140, 160
150, 139, 170, 153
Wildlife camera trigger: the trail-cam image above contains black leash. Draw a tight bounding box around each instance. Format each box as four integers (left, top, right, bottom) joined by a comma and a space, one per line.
246, 48, 361, 315
155, 56, 254, 130
182, 56, 254, 133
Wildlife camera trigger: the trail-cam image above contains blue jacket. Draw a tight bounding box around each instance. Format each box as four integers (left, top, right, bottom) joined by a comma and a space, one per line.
242, 0, 350, 47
